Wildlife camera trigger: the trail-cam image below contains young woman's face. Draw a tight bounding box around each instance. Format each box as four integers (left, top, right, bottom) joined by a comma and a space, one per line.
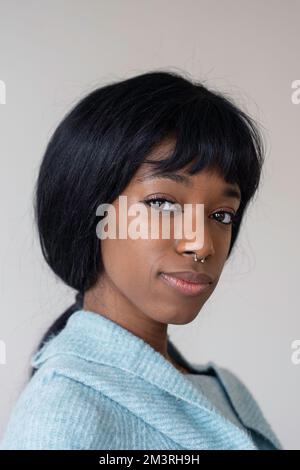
100, 137, 241, 325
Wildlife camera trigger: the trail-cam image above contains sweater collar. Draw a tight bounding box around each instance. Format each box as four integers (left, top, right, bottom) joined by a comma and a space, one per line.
166, 337, 282, 448
31, 309, 279, 450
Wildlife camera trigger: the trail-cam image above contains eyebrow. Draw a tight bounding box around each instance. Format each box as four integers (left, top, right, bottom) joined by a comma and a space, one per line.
137, 172, 192, 187
137, 171, 241, 201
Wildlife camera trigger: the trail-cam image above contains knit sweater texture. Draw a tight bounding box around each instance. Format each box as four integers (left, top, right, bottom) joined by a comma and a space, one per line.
0, 309, 283, 450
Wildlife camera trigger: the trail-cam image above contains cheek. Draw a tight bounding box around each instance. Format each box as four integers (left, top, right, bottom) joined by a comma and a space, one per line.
100, 237, 168, 295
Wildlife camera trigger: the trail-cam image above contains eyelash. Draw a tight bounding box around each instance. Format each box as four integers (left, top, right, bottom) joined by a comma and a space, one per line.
144, 196, 239, 226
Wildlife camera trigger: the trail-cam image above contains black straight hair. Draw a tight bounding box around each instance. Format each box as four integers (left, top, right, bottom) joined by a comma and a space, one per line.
30, 70, 265, 378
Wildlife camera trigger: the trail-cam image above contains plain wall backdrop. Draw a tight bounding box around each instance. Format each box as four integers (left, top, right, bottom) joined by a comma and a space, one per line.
0, 0, 299, 449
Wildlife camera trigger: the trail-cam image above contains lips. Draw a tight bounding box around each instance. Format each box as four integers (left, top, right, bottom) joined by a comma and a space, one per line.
162, 271, 213, 284
159, 271, 213, 296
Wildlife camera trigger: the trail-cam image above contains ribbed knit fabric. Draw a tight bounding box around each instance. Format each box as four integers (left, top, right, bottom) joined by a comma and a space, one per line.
183, 374, 278, 450
185, 374, 248, 430
0, 309, 283, 450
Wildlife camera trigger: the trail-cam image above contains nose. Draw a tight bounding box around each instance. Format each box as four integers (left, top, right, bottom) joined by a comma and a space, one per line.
175, 211, 215, 261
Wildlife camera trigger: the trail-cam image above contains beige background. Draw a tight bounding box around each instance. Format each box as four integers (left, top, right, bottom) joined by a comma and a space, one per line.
0, 0, 299, 449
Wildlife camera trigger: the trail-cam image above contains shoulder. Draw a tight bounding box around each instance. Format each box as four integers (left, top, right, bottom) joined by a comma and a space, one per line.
0, 364, 128, 450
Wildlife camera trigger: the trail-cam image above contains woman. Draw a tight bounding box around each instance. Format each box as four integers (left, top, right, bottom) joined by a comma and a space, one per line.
0, 71, 282, 450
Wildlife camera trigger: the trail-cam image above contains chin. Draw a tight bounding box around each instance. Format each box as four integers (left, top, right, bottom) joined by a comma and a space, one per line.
152, 303, 203, 325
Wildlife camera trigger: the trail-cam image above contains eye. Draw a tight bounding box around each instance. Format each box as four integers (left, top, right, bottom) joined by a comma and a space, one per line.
144, 196, 182, 213
210, 210, 237, 226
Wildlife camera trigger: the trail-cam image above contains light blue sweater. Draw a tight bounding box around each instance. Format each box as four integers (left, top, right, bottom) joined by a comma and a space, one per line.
0, 309, 282, 450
